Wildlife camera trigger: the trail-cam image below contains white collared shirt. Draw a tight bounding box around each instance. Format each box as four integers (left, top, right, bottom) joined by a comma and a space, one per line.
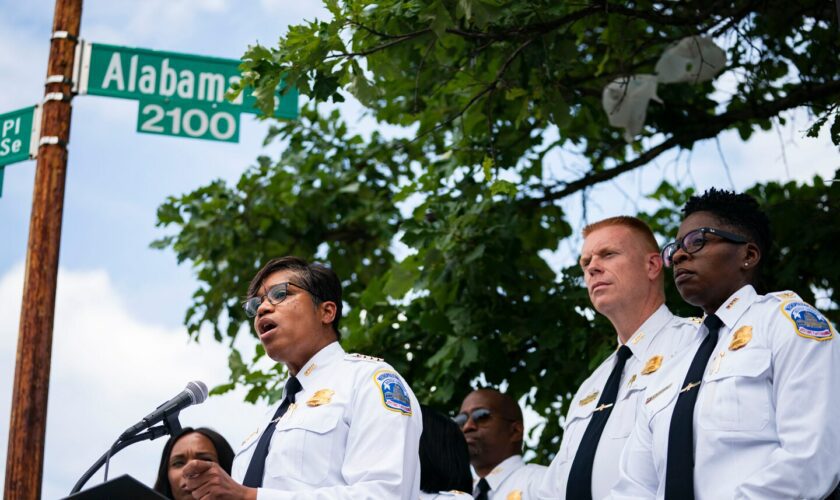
231, 341, 423, 499
473, 454, 546, 499
610, 285, 840, 499
538, 304, 698, 499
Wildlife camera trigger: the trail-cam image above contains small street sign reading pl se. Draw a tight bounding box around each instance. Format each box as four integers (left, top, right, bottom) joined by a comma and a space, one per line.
0, 105, 41, 197
0, 106, 40, 166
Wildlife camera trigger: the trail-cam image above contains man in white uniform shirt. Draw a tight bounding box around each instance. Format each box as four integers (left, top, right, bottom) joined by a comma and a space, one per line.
456, 389, 546, 499
182, 256, 422, 499
537, 216, 697, 500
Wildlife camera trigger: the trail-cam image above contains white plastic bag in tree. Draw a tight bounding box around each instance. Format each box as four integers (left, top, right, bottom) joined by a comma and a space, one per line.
601, 74, 662, 143
655, 36, 726, 84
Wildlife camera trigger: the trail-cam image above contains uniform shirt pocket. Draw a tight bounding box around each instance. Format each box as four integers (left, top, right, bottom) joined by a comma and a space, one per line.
560, 404, 596, 461
270, 406, 344, 485
609, 381, 647, 439
700, 347, 772, 432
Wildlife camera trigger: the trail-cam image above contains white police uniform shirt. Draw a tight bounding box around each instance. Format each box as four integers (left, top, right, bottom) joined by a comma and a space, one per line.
538, 304, 697, 499
610, 285, 840, 499
231, 341, 423, 499
419, 490, 473, 499
474, 454, 546, 499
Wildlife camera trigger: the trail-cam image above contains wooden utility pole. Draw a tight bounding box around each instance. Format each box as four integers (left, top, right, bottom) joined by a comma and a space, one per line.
4, 0, 82, 498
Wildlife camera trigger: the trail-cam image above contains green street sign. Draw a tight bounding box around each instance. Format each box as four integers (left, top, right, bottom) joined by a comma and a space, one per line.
136, 99, 240, 142
77, 42, 298, 120
0, 105, 40, 167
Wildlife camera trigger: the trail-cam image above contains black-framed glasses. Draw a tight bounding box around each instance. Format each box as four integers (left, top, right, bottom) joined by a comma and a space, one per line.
661, 227, 748, 268
452, 408, 516, 429
242, 282, 314, 317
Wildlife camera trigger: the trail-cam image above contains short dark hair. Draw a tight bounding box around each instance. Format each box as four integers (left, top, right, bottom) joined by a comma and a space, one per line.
684, 188, 772, 280
419, 406, 473, 494
247, 256, 343, 337
153, 427, 234, 498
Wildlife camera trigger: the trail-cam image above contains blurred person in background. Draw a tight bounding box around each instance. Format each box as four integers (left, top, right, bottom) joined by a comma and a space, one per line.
457, 388, 546, 499
153, 427, 234, 500
419, 405, 473, 499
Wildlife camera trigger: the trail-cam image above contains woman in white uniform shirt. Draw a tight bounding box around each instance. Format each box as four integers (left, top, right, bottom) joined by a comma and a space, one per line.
611, 188, 840, 499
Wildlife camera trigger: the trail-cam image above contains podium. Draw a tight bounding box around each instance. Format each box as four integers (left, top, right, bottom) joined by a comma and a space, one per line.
62, 474, 166, 499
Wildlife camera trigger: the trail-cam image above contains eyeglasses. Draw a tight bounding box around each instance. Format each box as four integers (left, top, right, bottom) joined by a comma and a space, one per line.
661, 227, 748, 268
452, 408, 516, 429
242, 282, 315, 317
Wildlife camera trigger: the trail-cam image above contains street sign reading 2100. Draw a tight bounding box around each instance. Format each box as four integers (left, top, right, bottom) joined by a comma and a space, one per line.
76, 43, 298, 143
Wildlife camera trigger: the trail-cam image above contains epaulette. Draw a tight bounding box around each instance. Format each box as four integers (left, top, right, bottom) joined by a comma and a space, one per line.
768, 290, 802, 302
345, 353, 384, 362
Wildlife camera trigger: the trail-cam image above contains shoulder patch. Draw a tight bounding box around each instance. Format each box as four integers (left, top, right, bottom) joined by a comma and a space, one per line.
346, 353, 384, 362
780, 301, 834, 341
373, 369, 412, 415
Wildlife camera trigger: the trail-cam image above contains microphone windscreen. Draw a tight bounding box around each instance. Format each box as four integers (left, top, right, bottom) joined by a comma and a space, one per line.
186, 381, 209, 404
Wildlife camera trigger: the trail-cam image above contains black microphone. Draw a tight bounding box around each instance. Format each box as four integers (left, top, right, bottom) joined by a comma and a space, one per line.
120, 381, 208, 440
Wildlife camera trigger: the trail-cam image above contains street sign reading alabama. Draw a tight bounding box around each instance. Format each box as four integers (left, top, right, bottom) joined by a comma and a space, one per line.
74, 43, 297, 142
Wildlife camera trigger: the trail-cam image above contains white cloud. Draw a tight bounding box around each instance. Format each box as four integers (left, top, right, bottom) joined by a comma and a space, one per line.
0, 264, 271, 497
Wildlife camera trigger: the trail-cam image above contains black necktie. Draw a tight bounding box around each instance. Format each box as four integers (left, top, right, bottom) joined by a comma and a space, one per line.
242, 376, 302, 488
664, 314, 724, 499
475, 477, 491, 500
566, 344, 634, 500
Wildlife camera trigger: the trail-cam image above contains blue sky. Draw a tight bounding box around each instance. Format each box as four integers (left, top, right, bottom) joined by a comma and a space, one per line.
0, 1, 836, 497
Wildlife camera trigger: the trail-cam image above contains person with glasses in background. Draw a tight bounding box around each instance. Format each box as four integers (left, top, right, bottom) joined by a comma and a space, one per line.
180, 256, 423, 499
538, 216, 698, 500
456, 388, 546, 499
609, 189, 840, 499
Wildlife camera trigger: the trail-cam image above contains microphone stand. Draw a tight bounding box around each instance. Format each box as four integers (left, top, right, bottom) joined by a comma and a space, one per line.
70, 411, 183, 494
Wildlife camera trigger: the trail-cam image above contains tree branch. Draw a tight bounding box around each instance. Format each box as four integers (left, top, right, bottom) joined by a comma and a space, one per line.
532, 79, 840, 205
415, 38, 536, 139
326, 29, 432, 59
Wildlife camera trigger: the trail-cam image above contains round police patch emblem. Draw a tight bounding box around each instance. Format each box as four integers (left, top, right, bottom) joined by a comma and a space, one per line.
781, 301, 834, 341
373, 370, 412, 415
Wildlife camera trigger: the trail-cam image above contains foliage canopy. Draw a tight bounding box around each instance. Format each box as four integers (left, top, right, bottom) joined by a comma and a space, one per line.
155, 0, 840, 460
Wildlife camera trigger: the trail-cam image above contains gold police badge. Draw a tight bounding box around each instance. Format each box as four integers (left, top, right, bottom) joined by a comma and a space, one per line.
729, 326, 753, 350
641, 355, 663, 375
307, 389, 335, 407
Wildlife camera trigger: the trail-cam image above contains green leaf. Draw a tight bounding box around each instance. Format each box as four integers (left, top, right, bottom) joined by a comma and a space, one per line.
482, 156, 494, 181
490, 179, 518, 197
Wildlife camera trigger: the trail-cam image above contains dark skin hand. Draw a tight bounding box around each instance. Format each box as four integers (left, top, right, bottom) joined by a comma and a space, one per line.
181, 460, 256, 500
